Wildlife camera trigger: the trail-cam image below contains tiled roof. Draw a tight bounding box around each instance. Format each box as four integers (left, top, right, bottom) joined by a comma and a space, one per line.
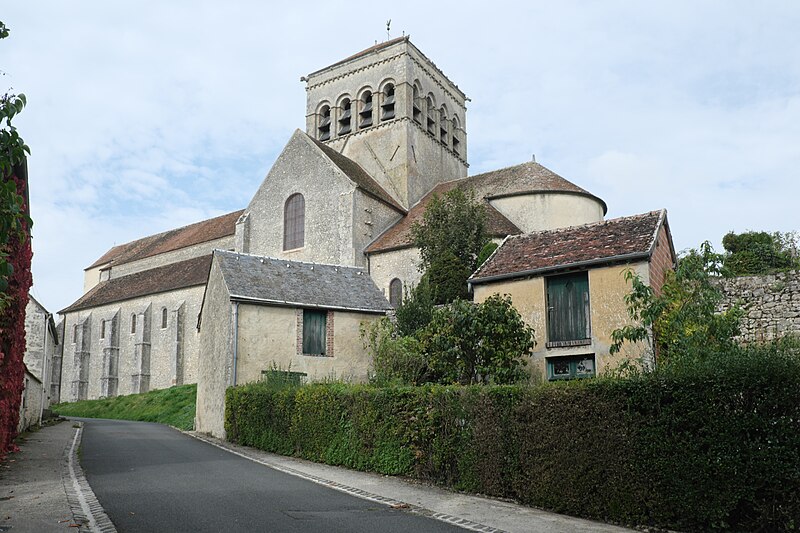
310, 137, 406, 213
307, 36, 408, 77
86, 210, 243, 270
366, 161, 603, 254
62, 255, 212, 313
214, 250, 391, 313
471, 210, 667, 283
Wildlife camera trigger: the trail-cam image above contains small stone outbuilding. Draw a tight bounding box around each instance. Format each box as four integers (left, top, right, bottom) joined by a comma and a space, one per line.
470, 210, 676, 380
196, 250, 391, 438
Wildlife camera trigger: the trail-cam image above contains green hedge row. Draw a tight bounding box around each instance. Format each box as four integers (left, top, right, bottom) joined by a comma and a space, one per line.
225, 348, 800, 531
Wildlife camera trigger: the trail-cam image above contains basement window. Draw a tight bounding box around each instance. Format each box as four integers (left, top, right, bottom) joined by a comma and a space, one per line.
547, 354, 596, 381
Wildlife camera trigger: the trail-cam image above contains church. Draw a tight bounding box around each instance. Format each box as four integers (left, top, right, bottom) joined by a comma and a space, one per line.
58, 37, 672, 435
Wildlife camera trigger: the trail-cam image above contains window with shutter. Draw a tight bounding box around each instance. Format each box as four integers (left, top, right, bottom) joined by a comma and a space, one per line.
359, 91, 373, 129
546, 272, 591, 347
302, 310, 327, 355
318, 105, 331, 141
338, 98, 352, 136
283, 194, 305, 250
380, 84, 395, 121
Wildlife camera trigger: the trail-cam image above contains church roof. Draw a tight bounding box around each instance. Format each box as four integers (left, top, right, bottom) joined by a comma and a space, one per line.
62, 255, 212, 313
366, 161, 604, 254
310, 136, 406, 213
470, 210, 667, 284
213, 250, 391, 314
86, 210, 243, 270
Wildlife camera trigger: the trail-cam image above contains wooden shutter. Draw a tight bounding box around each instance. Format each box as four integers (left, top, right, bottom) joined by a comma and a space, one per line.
547, 272, 590, 343
283, 194, 305, 250
302, 310, 327, 355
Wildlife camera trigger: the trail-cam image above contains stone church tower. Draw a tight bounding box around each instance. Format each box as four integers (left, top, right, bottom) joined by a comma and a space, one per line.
304, 36, 468, 209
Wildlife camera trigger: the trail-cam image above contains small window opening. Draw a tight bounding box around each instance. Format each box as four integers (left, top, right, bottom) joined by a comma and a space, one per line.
389, 278, 403, 308
73, 324, 78, 344
100, 319, 106, 339
380, 84, 395, 121
131, 313, 136, 334
318, 105, 331, 141
426, 97, 436, 134
439, 107, 449, 145
161, 307, 168, 329
359, 91, 373, 129
338, 98, 352, 136
412, 86, 422, 124
452, 118, 460, 154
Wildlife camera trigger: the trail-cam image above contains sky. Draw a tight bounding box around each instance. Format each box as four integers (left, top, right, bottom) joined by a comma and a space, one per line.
3, 1, 799, 314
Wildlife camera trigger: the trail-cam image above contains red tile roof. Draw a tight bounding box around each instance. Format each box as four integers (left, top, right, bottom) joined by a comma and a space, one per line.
86, 210, 243, 270
366, 161, 605, 254
63, 255, 212, 313
470, 210, 667, 283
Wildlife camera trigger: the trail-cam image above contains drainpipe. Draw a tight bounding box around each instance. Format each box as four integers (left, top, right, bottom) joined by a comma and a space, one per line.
232, 302, 239, 386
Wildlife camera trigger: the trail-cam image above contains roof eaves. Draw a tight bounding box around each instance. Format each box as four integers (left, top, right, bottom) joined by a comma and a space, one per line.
229, 294, 390, 314
469, 251, 652, 286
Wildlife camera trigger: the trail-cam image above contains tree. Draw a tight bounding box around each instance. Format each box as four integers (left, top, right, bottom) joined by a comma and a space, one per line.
722, 230, 799, 276
610, 242, 742, 363
394, 276, 434, 337
411, 188, 489, 305
418, 295, 535, 385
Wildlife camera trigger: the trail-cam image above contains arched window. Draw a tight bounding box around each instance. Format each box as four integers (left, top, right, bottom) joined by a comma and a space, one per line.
130, 313, 136, 334
452, 116, 461, 155
318, 104, 331, 141
73, 324, 78, 344
426, 96, 436, 135
389, 278, 403, 307
412, 85, 422, 124
439, 106, 449, 145
283, 193, 305, 250
380, 83, 395, 121
161, 307, 168, 329
100, 319, 106, 339
359, 91, 373, 129
338, 98, 352, 136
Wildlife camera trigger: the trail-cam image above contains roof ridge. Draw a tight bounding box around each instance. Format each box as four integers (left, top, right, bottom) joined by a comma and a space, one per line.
214, 249, 367, 271
506, 209, 665, 241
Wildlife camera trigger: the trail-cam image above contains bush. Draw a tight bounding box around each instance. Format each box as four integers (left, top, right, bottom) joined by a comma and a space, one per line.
226, 343, 800, 531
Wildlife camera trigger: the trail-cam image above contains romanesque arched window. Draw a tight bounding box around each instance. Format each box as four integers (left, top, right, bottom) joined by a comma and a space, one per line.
439, 105, 449, 145
283, 193, 305, 250
161, 307, 168, 329
359, 90, 373, 129
318, 104, 331, 141
452, 115, 461, 155
426, 96, 436, 135
389, 278, 402, 307
380, 83, 395, 121
338, 98, 352, 136
412, 84, 422, 124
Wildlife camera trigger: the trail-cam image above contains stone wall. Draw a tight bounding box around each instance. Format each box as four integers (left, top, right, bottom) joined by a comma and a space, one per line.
719, 271, 800, 343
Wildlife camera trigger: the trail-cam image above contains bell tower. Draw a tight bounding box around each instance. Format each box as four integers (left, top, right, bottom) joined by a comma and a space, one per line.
304, 37, 468, 209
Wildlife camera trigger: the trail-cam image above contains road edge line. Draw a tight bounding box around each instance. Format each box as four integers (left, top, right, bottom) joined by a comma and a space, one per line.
185, 431, 505, 533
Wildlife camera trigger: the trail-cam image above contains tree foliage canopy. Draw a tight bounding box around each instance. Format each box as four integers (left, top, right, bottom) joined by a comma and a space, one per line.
722, 230, 799, 276
611, 242, 742, 363
411, 188, 489, 304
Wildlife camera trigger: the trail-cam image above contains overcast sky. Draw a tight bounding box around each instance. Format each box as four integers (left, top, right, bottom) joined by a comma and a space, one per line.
4, 1, 799, 314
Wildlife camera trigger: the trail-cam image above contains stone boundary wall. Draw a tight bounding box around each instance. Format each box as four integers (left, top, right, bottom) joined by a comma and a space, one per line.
718, 270, 800, 343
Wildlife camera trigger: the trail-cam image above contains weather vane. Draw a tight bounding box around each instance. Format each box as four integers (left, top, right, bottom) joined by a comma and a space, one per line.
386, 19, 391, 40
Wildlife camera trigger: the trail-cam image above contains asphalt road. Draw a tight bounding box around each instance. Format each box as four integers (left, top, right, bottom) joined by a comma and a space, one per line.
78, 418, 465, 533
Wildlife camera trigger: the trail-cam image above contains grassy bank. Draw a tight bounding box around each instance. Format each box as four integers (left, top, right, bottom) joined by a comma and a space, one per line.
52, 384, 196, 430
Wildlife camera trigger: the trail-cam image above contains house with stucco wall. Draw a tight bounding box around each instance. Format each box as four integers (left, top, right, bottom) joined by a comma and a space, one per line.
470, 210, 676, 380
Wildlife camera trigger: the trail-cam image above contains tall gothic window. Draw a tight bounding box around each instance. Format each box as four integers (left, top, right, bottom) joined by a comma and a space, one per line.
161, 307, 168, 329
283, 193, 305, 250
380, 84, 395, 121
100, 320, 106, 339
318, 105, 331, 141
389, 278, 402, 307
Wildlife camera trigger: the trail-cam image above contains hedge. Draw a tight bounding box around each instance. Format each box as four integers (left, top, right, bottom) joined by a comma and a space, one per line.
225, 348, 800, 531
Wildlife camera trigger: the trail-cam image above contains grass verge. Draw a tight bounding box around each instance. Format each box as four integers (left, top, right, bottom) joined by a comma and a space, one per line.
52, 384, 196, 430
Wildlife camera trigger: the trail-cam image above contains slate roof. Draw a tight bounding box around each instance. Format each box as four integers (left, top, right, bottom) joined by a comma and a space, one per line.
62, 255, 212, 313
366, 161, 604, 254
86, 210, 243, 270
214, 250, 391, 313
310, 137, 406, 213
470, 210, 667, 284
